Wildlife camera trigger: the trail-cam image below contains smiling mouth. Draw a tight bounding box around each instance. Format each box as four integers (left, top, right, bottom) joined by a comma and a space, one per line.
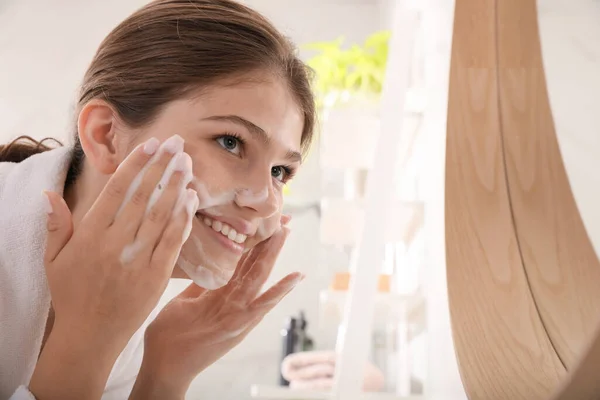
195, 213, 248, 244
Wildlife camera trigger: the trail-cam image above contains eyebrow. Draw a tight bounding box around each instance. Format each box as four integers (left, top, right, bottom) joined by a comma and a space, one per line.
202, 115, 302, 163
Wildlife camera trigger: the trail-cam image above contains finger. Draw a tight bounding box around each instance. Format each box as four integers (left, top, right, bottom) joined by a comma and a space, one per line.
114, 138, 187, 236
211, 272, 300, 347
134, 153, 192, 248
247, 272, 304, 315
280, 214, 292, 226
228, 227, 289, 301
83, 136, 160, 227
224, 229, 279, 288
43, 191, 74, 264
226, 248, 253, 284
150, 188, 198, 277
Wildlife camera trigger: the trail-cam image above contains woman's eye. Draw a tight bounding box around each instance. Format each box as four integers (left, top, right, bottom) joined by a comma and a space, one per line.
216, 136, 241, 155
271, 166, 286, 182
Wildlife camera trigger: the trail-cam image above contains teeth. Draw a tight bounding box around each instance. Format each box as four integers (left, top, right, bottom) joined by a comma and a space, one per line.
200, 215, 248, 244
213, 220, 223, 231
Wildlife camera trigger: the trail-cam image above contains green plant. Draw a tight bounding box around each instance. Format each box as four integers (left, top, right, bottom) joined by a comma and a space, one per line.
303, 30, 391, 108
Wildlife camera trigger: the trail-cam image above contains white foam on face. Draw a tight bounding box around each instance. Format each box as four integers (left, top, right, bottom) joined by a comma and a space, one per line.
256, 217, 282, 241
180, 177, 286, 288
192, 179, 279, 213
236, 187, 269, 206
192, 179, 236, 210
241, 188, 282, 241
192, 179, 283, 241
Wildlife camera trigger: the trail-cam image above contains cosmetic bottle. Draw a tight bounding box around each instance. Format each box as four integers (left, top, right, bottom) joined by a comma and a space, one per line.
297, 311, 314, 352
279, 316, 297, 386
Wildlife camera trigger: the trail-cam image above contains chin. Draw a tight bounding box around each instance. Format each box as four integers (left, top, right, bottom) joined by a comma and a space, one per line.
174, 215, 249, 289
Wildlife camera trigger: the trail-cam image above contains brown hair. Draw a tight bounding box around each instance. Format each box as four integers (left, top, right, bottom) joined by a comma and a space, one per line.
0, 0, 316, 186
0, 136, 63, 163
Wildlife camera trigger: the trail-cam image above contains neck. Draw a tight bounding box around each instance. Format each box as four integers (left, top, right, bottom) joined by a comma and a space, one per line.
63, 161, 109, 230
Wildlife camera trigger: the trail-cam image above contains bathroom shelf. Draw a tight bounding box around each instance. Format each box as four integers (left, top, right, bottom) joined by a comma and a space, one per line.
250, 385, 425, 400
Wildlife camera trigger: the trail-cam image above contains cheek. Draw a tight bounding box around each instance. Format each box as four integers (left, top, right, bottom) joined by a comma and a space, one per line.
189, 153, 244, 209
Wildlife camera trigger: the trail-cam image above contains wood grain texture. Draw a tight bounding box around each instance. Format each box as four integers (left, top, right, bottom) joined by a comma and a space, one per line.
445, 0, 565, 398
551, 320, 600, 399
496, 0, 600, 369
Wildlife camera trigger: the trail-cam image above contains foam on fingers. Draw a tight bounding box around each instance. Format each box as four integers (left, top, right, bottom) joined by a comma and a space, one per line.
117, 134, 185, 217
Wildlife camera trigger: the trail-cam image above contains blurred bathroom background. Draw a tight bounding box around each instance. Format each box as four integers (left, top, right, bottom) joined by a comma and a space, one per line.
1, 0, 600, 399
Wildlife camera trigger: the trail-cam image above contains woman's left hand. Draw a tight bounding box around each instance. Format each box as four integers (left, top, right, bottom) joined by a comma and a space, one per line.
129, 221, 303, 398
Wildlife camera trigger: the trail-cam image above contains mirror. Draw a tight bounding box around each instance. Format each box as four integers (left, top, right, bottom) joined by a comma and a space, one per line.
538, 0, 600, 252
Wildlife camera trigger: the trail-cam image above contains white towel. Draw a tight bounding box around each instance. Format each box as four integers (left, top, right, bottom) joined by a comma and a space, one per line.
281, 351, 385, 392
0, 146, 160, 400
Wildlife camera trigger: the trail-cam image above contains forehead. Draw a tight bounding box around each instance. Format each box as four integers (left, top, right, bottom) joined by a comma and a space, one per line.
182, 78, 304, 150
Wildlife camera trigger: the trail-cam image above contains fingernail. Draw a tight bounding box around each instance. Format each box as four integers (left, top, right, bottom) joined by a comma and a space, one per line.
282, 214, 292, 226
174, 152, 193, 173
185, 188, 199, 216
162, 134, 184, 154
290, 273, 305, 287
284, 273, 305, 295
143, 137, 160, 155
42, 191, 53, 214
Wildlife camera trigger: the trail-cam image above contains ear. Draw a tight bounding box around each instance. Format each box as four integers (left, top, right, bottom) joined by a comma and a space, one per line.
77, 99, 121, 175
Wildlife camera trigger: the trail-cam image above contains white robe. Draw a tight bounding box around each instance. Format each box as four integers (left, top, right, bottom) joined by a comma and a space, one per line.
0, 146, 159, 400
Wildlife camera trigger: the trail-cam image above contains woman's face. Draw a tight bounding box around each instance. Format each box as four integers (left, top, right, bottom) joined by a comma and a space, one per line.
121, 78, 304, 289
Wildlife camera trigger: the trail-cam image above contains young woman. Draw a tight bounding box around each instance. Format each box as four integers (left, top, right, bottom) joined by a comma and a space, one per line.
0, 0, 316, 399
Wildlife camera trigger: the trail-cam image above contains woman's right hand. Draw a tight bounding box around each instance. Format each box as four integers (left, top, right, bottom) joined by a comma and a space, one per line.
29, 134, 198, 400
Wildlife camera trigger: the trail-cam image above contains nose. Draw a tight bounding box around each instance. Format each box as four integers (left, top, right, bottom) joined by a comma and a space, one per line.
233, 171, 279, 218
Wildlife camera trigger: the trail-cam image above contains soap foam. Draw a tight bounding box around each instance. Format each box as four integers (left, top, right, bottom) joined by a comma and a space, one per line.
120, 239, 145, 265
117, 137, 189, 218
192, 179, 236, 210
236, 187, 269, 206
192, 178, 282, 242
178, 255, 228, 290
178, 177, 285, 289
147, 153, 193, 211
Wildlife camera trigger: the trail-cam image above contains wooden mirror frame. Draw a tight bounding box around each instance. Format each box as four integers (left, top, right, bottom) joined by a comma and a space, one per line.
445, 0, 600, 398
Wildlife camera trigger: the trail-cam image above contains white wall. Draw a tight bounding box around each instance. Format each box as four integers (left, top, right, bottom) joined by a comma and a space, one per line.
0, 0, 146, 144
538, 0, 600, 255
